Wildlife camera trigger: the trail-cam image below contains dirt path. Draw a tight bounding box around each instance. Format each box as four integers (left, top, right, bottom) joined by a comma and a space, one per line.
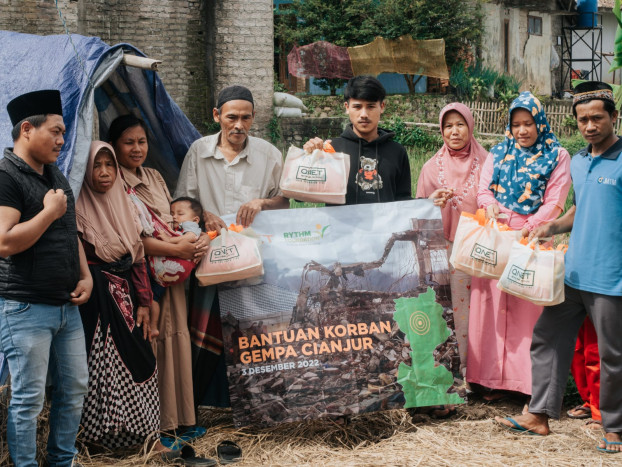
74, 399, 619, 466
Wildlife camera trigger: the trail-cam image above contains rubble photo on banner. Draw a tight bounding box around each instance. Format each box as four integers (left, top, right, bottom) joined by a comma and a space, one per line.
217, 199, 465, 428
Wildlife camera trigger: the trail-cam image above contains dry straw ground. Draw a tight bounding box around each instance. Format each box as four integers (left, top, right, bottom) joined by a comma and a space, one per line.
1, 389, 618, 466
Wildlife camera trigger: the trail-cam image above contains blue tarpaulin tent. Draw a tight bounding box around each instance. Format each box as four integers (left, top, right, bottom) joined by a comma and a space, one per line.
0, 31, 201, 195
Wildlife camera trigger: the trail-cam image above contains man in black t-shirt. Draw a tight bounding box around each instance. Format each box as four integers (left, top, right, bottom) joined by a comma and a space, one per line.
0, 90, 92, 466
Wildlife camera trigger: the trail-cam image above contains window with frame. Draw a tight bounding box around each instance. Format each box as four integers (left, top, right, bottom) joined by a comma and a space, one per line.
528, 16, 542, 36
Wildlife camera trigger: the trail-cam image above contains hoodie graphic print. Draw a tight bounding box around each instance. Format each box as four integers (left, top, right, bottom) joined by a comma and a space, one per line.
330, 124, 412, 205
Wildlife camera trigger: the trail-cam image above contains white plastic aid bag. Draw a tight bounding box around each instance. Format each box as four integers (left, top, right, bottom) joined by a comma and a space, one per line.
497, 239, 565, 306
195, 227, 263, 286
279, 146, 350, 204
450, 213, 519, 279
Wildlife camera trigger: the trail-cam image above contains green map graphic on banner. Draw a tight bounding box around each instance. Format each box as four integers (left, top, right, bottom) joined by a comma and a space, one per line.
394, 288, 465, 408
217, 200, 465, 427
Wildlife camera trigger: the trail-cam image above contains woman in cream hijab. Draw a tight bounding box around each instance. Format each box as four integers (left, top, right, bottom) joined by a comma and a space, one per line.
76, 141, 161, 449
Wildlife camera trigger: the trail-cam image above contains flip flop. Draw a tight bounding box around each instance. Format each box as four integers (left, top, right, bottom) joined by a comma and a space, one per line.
596, 437, 622, 454
217, 440, 242, 464
567, 404, 591, 419
180, 425, 208, 442
584, 419, 602, 430
496, 417, 543, 436
178, 445, 218, 466
160, 435, 184, 451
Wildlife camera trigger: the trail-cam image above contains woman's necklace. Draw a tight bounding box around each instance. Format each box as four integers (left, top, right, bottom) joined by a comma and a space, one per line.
436, 153, 481, 211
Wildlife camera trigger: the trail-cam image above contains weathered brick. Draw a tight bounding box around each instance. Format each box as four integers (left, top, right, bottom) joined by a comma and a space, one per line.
1, 0, 274, 136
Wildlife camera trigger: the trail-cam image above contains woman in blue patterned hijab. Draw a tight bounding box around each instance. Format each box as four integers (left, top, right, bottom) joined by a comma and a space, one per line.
466, 91, 572, 402
488, 91, 562, 217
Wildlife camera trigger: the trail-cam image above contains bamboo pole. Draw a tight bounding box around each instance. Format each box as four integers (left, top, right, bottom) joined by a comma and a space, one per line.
122, 53, 162, 71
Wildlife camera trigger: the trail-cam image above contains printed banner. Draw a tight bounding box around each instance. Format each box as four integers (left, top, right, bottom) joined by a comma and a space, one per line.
219, 200, 465, 427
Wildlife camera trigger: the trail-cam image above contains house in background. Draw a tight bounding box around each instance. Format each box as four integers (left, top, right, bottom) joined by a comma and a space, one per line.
276, 0, 572, 97
481, 0, 567, 96
482, 0, 621, 95
597, 0, 620, 84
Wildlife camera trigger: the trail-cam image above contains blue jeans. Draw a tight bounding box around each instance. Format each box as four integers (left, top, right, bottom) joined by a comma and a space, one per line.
0, 298, 88, 467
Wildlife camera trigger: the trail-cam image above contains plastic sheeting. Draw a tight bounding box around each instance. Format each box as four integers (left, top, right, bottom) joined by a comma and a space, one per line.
287, 36, 449, 81
0, 31, 201, 196
288, 41, 354, 79
348, 36, 449, 79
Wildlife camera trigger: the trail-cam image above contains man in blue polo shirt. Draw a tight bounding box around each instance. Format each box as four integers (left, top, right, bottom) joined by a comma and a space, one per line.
495, 81, 622, 454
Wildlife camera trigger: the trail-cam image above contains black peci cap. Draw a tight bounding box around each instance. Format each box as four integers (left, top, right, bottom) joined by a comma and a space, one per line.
216, 85, 254, 109
6, 89, 63, 126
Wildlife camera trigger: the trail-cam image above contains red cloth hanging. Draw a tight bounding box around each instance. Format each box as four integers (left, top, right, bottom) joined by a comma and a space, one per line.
570, 317, 601, 421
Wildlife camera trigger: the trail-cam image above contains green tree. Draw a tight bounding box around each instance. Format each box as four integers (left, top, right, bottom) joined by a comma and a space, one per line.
275, 0, 484, 94
275, 0, 378, 95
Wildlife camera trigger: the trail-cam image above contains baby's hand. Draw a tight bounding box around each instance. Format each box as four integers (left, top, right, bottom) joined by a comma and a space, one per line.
149, 326, 160, 340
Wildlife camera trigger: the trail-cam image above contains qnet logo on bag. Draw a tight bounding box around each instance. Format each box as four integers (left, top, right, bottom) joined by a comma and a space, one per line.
296, 166, 326, 183
507, 265, 535, 287
470, 243, 497, 266
210, 245, 240, 263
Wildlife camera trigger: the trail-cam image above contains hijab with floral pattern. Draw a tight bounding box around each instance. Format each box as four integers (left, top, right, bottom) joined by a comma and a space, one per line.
488, 91, 561, 214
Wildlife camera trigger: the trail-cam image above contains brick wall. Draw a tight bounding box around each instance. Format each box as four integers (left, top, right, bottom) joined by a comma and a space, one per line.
0, 0, 275, 135
210, 0, 274, 135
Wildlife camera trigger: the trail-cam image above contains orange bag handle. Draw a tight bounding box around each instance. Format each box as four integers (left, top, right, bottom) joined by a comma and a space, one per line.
207, 223, 244, 239
461, 209, 511, 231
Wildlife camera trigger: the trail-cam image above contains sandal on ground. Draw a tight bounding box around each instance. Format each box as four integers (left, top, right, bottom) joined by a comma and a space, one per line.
430, 405, 457, 419
217, 440, 242, 464
160, 444, 217, 466
567, 404, 591, 419
585, 419, 603, 430
179, 425, 207, 442
160, 435, 184, 451
160, 449, 182, 462
178, 445, 218, 466
596, 437, 622, 454
495, 417, 543, 436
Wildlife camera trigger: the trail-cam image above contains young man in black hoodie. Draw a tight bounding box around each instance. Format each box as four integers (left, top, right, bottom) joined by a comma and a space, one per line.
303, 75, 412, 204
